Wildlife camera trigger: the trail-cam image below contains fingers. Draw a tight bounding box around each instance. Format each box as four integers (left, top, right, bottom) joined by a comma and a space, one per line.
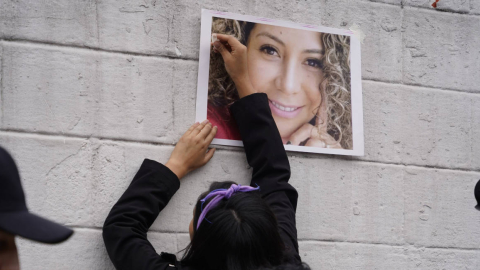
211, 33, 245, 59
215, 34, 242, 48
288, 123, 342, 148
197, 121, 213, 140
289, 123, 314, 146
319, 133, 342, 149
306, 130, 342, 149
212, 40, 231, 61
191, 119, 209, 136
185, 122, 200, 136
326, 143, 342, 149
306, 138, 342, 149
305, 138, 326, 148
316, 109, 328, 134
203, 148, 216, 164
215, 33, 231, 42
205, 125, 218, 144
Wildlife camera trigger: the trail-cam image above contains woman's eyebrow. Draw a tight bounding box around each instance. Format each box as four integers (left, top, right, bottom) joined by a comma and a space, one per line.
256, 32, 285, 46
256, 32, 324, 54
303, 49, 325, 55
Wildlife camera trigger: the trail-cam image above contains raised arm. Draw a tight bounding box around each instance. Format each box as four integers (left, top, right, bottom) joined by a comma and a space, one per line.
213, 34, 297, 203
230, 94, 296, 204
103, 159, 180, 270
213, 34, 300, 263
103, 121, 217, 270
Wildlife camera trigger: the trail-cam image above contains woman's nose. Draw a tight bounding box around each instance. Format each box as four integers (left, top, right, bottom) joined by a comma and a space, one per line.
275, 58, 301, 95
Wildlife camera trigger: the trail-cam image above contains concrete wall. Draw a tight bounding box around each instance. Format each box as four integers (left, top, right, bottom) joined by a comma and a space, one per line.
1, 0, 479, 269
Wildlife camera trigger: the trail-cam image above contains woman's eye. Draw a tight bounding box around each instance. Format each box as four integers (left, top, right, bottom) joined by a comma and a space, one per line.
260, 46, 279, 57
305, 59, 322, 69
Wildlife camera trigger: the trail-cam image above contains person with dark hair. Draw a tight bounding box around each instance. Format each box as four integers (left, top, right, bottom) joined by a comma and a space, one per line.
102, 34, 307, 270
0, 146, 73, 269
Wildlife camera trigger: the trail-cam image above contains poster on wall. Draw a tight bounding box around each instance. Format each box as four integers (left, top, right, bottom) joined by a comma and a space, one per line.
195, 9, 364, 156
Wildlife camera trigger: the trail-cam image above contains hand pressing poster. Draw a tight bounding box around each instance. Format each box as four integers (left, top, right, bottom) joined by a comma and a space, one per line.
195, 10, 364, 156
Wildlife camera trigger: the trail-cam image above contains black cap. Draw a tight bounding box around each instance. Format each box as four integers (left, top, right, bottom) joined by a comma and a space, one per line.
475, 179, 480, 211
0, 146, 73, 243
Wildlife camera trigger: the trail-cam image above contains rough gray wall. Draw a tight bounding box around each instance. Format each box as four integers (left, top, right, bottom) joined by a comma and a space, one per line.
1, 0, 479, 269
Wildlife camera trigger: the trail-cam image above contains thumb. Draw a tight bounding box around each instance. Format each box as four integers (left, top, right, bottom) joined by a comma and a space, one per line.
316, 100, 329, 133
213, 41, 231, 61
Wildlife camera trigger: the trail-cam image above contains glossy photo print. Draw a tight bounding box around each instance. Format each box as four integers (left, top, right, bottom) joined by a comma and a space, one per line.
196, 10, 364, 156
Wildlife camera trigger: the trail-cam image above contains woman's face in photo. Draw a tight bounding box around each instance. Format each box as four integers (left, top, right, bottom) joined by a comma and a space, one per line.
246, 24, 324, 141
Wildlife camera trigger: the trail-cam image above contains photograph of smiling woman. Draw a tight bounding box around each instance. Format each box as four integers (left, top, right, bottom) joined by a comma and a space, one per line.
207, 17, 352, 150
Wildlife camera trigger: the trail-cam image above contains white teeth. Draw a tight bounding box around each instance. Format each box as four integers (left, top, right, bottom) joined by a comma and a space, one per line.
271, 100, 298, 112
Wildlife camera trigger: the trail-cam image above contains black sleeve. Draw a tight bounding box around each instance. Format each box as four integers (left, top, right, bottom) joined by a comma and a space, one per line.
102, 159, 181, 270
230, 93, 300, 263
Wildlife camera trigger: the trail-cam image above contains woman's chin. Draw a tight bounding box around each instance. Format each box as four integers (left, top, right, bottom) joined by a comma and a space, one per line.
275, 121, 300, 143
278, 129, 296, 144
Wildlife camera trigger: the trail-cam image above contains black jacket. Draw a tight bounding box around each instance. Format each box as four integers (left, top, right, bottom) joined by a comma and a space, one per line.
103, 93, 300, 270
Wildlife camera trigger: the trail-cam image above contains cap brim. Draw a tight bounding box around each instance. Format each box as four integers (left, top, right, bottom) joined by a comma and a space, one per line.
0, 210, 73, 243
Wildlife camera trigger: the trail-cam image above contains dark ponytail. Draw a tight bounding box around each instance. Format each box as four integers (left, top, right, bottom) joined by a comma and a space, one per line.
181, 181, 285, 270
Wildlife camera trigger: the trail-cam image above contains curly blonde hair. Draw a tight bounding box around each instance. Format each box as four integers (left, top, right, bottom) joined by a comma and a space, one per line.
208, 18, 352, 149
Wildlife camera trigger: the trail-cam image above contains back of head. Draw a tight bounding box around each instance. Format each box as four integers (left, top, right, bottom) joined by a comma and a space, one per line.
182, 181, 285, 270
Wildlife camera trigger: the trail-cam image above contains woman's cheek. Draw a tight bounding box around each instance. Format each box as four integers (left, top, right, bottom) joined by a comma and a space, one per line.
247, 54, 280, 92
304, 72, 323, 115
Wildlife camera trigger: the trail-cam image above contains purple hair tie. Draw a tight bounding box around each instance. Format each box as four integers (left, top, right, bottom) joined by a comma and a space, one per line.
196, 184, 260, 230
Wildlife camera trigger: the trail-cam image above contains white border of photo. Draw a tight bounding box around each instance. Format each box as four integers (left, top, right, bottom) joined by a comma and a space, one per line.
195, 9, 364, 156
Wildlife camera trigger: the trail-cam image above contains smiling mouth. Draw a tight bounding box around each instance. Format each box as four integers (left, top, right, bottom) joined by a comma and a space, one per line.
268, 99, 303, 119
270, 100, 300, 112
